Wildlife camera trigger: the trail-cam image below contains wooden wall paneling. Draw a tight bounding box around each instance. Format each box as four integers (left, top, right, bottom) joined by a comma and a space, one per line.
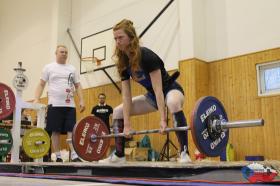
195, 59, 209, 98
231, 57, 251, 160
192, 59, 223, 161
192, 59, 210, 159
87, 87, 98, 115
261, 96, 280, 159
245, 56, 264, 159
209, 48, 280, 160
271, 97, 280, 159
178, 59, 194, 159
178, 58, 212, 160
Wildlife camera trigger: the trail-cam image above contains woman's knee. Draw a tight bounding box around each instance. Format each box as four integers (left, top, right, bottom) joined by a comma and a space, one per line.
166, 90, 184, 113
112, 105, 123, 119
166, 98, 183, 113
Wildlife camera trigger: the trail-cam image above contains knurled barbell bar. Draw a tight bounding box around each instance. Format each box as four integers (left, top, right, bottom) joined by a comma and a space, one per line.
90, 126, 190, 142
89, 119, 263, 142
70, 96, 264, 162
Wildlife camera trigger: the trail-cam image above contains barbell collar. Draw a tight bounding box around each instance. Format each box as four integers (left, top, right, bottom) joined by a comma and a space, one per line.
221, 119, 264, 129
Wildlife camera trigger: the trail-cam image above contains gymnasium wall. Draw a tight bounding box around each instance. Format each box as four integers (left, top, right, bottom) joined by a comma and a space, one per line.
201, 0, 280, 61
0, 0, 72, 100
2, 0, 280, 101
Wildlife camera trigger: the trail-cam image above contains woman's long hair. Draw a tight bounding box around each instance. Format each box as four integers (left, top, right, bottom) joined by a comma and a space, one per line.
113, 19, 141, 77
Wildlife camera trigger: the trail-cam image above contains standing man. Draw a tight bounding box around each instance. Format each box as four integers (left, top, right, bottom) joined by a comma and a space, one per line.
34, 45, 85, 162
91, 93, 113, 133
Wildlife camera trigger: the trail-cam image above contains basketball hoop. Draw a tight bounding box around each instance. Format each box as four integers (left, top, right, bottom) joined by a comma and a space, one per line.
95, 57, 101, 66
81, 57, 101, 65
81, 57, 102, 74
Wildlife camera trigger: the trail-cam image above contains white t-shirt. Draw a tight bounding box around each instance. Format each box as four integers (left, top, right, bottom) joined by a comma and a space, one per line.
41, 62, 80, 107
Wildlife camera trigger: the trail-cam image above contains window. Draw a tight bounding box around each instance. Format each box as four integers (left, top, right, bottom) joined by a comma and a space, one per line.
256, 61, 280, 96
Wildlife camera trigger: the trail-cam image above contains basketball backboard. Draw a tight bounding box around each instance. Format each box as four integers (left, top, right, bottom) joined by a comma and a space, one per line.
80, 27, 115, 74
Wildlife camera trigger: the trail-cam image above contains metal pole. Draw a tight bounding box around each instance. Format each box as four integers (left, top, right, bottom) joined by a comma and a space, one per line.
91, 126, 190, 141
91, 119, 264, 141
67, 28, 81, 58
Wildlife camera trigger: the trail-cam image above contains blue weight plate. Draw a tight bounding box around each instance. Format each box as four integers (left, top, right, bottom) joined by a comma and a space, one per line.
190, 96, 229, 157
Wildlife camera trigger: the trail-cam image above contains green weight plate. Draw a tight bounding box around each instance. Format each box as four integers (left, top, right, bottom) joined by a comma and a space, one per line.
0, 128, 13, 157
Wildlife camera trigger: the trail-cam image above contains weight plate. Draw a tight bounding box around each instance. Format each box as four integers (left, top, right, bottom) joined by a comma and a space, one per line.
13, 74, 29, 90
0, 128, 13, 157
0, 83, 16, 120
190, 96, 229, 157
22, 128, 50, 159
72, 116, 110, 162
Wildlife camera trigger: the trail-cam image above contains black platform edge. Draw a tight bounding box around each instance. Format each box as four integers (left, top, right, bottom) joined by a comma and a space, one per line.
0, 161, 250, 178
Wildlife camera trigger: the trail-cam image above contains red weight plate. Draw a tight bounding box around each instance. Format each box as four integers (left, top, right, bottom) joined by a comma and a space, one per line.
0, 83, 16, 120
72, 116, 110, 161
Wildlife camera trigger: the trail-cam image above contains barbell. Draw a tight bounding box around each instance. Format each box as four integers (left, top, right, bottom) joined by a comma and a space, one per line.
90, 119, 262, 141
70, 96, 264, 162
0, 81, 265, 161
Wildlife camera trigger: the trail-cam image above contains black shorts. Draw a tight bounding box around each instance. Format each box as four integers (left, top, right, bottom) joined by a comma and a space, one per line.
46, 105, 76, 133
145, 81, 184, 109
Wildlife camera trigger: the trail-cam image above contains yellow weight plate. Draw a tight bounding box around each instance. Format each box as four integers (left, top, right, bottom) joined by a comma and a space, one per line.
22, 128, 50, 159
